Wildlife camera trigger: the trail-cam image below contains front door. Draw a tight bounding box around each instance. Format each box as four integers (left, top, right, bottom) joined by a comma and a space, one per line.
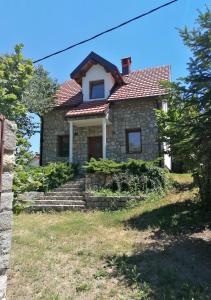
88, 136, 102, 160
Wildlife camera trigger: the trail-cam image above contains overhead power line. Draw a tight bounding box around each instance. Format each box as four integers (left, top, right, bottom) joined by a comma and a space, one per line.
33, 0, 179, 64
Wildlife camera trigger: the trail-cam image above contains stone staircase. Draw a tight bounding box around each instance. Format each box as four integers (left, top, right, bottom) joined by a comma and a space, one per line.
30, 178, 86, 211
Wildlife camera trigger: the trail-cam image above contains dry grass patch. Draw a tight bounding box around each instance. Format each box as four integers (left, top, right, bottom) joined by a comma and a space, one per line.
7, 173, 211, 299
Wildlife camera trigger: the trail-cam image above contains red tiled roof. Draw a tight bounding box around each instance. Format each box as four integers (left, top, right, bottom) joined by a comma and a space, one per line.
65, 100, 109, 118
108, 66, 170, 101
55, 80, 82, 107
55, 65, 170, 109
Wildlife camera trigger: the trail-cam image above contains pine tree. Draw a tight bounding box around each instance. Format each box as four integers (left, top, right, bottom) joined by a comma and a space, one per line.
156, 8, 211, 207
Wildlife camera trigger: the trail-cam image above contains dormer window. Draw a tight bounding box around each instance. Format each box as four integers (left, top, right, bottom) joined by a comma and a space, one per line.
90, 80, 104, 99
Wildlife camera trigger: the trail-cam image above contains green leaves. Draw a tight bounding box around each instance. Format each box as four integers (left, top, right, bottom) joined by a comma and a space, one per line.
13, 162, 78, 205
84, 158, 171, 194
84, 158, 121, 174
0, 44, 35, 165
0, 44, 59, 166
22, 65, 59, 116
155, 8, 211, 205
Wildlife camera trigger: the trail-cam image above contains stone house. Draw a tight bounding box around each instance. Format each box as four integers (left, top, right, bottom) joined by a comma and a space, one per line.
41, 52, 171, 168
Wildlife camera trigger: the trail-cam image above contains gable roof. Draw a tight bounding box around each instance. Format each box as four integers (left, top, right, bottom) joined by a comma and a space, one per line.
55, 65, 170, 108
55, 80, 82, 108
108, 65, 170, 101
70, 51, 124, 86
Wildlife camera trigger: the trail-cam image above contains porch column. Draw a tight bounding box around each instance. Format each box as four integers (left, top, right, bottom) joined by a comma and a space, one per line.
69, 121, 73, 163
102, 118, 106, 159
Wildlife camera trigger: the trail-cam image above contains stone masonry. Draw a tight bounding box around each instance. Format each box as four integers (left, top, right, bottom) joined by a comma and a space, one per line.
0, 119, 16, 300
42, 98, 160, 164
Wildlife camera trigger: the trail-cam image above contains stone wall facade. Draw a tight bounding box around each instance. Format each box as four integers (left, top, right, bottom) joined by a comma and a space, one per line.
85, 193, 143, 210
0, 119, 16, 300
42, 98, 160, 165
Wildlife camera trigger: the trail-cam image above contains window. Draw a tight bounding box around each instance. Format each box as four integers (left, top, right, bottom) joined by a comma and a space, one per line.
90, 80, 104, 99
57, 135, 69, 157
126, 129, 142, 154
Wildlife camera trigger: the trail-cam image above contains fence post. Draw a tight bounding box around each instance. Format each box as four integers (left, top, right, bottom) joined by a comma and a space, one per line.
0, 117, 17, 300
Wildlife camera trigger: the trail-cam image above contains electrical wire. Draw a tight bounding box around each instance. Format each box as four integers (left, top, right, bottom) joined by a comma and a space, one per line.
33, 0, 179, 64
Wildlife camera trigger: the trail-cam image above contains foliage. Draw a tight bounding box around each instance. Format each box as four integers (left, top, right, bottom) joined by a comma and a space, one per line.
0, 44, 34, 134
0, 46, 59, 166
85, 158, 172, 194
22, 65, 58, 117
90, 188, 133, 197
13, 162, 77, 198
155, 8, 211, 207
109, 168, 170, 194
15, 133, 34, 166
84, 158, 121, 174
0, 44, 35, 164
84, 158, 160, 174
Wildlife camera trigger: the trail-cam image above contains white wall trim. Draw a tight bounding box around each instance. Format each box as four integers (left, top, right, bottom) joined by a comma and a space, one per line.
102, 118, 107, 159
69, 121, 73, 163
82, 64, 114, 101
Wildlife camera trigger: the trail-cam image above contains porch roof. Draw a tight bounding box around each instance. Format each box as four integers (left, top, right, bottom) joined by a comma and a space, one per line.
65, 100, 109, 118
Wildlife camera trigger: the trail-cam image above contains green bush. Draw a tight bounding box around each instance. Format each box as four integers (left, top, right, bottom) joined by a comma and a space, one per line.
13, 162, 78, 198
84, 158, 121, 174
84, 158, 172, 194
109, 167, 170, 194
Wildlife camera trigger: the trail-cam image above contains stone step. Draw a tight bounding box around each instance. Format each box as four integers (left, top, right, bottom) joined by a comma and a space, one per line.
34, 200, 86, 205
62, 184, 84, 188
30, 204, 86, 211
44, 195, 84, 200
63, 181, 84, 186
45, 191, 84, 196
54, 187, 84, 192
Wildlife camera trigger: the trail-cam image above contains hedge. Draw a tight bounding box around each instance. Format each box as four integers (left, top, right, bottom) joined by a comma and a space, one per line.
84, 158, 172, 194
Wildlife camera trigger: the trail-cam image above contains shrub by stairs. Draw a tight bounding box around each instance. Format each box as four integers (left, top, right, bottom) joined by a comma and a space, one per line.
30, 178, 86, 211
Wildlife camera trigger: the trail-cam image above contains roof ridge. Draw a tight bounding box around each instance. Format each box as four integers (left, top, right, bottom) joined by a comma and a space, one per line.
125, 65, 171, 75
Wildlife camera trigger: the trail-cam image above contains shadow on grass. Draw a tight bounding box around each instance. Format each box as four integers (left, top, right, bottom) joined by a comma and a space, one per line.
125, 199, 211, 236
107, 195, 211, 299
107, 236, 211, 299
175, 183, 194, 193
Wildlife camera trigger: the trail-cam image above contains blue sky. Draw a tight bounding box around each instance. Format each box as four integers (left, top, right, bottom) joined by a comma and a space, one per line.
0, 0, 208, 152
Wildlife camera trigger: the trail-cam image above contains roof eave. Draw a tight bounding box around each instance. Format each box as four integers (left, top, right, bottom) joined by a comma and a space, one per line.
70, 51, 124, 86
108, 93, 168, 103
65, 111, 107, 119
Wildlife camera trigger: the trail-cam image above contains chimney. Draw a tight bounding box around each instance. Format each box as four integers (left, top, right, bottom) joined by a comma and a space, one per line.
121, 57, 132, 75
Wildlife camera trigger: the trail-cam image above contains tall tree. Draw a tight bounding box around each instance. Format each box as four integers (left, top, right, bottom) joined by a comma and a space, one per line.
156, 8, 211, 207
0, 44, 34, 165
22, 65, 58, 117
22, 65, 59, 165
0, 44, 34, 136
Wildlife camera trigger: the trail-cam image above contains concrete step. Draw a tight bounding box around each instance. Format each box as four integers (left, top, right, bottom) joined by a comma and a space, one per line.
54, 187, 84, 192
30, 204, 86, 211
45, 191, 84, 196
27, 178, 86, 211
34, 200, 86, 205
63, 181, 84, 186
44, 195, 84, 200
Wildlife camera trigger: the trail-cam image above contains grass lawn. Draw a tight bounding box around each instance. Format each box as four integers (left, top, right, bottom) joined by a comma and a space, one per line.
7, 174, 211, 299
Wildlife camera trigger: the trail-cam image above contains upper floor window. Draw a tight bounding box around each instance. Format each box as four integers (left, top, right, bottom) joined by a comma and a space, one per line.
90, 80, 104, 99
126, 129, 142, 154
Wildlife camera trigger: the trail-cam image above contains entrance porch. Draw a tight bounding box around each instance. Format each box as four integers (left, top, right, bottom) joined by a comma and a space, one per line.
68, 117, 109, 164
